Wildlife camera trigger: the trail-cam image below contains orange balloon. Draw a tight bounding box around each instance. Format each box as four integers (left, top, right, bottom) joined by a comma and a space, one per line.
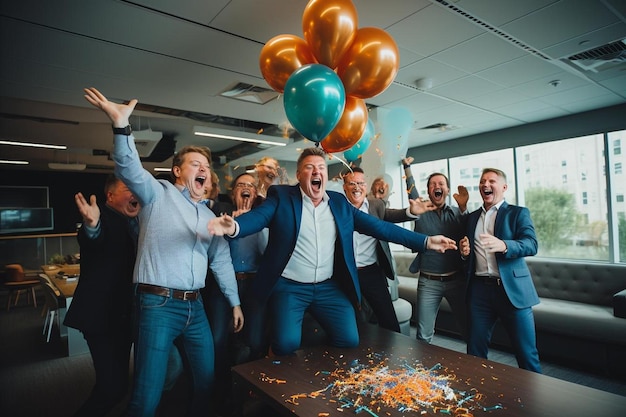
321, 96, 367, 153
302, 0, 358, 69
336, 27, 399, 99
259, 34, 317, 93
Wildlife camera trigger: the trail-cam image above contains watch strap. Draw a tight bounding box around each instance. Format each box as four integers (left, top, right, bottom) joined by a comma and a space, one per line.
112, 125, 132, 135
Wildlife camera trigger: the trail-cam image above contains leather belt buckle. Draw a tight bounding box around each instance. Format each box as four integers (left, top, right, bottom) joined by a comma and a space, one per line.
475, 275, 502, 286
178, 290, 197, 301
138, 284, 199, 300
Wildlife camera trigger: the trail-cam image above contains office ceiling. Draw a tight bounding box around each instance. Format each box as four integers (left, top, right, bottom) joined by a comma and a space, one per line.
1, 0, 625, 174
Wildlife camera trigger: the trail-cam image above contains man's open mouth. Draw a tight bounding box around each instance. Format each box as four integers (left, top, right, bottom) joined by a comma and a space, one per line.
434, 189, 443, 198
130, 201, 138, 208
312, 178, 322, 190
241, 190, 251, 198
196, 176, 206, 186
483, 189, 493, 196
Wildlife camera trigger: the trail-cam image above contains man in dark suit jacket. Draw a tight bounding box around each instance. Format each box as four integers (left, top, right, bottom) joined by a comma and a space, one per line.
64, 175, 140, 416
342, 167, 435, 332
460, 168, 541, 373
209, 147, 458, 356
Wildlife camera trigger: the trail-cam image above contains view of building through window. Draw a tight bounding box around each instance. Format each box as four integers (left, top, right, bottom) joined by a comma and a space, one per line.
397, 130, 625, 263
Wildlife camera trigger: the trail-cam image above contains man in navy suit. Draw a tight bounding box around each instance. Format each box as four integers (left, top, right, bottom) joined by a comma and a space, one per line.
209, 147, 458, 355
460, 168, 541, 373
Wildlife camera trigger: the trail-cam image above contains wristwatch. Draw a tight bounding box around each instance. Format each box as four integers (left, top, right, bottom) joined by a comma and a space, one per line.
112, 125, 132, 135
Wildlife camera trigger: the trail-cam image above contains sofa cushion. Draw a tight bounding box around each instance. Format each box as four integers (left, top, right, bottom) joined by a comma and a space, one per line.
527, 258, 626, 307
533, 298, 626, 345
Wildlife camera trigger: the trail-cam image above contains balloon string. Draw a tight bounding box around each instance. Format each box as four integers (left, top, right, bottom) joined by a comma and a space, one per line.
334, 154, 353, 174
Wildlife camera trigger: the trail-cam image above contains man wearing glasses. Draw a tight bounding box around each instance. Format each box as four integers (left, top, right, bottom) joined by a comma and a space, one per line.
342, 167, 435, 332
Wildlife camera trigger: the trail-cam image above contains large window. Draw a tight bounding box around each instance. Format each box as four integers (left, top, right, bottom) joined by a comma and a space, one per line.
402, 130, 626, 263
517, 135, 607, 260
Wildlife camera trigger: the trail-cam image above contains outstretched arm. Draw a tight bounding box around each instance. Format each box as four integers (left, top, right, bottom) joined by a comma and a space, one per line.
426, 235, 458, 253
408, 197, 436, 216
208, 214, 237, 236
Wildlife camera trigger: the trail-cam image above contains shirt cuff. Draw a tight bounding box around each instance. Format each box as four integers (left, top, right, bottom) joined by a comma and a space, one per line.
83, 220, 101, 239
228, 221, 240, 238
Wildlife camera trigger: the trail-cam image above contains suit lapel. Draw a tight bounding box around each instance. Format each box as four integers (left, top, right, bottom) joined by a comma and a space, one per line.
494, 201, 509, 237
289, 185, 303, 235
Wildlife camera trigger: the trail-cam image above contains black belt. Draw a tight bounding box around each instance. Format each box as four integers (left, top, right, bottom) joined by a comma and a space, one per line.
357, 263, 378, 271
420, 271, 458, 282
137, 283, 200, 301
474, 275, 502, 286
235, 272, 256, 280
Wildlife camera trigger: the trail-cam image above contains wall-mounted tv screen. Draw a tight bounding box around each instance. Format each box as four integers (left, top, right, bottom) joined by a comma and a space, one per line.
0, 208, 54, 234
0, 186, 50, 208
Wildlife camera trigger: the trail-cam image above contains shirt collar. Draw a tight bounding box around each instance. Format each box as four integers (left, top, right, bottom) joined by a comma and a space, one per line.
175, 183, 201, 204
299, 187, 329, 203
482, 199, 505, 213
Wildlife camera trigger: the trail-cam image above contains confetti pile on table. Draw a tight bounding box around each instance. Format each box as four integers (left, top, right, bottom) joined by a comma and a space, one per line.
278, 351, 505, 416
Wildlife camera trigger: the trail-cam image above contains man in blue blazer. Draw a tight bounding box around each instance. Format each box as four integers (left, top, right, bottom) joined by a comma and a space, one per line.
460, 168, 541, 373
209, 147, 458, 355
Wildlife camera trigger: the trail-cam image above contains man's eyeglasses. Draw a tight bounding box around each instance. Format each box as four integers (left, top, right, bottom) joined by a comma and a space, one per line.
235, 182, 257, 189
347, 181, 367, 188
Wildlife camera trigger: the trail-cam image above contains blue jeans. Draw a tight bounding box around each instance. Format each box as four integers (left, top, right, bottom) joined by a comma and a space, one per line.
270, 277, 359, 355
467, 280, 542, 373
126, 292, 214, 417
415, 272, 467, 343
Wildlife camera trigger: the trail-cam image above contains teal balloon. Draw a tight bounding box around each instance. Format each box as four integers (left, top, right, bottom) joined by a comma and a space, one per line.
344, 118, 374, 162
283, 64, 345, 142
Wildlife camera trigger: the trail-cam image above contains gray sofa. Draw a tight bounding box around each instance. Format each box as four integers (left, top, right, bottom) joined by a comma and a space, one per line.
393, 250, 626, 377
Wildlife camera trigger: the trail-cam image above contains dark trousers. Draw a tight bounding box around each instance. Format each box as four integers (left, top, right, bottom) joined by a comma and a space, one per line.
358, 263, 401, 333
467, 279, 542, 373
73, 328, 132, 417
205, 277, 269, 414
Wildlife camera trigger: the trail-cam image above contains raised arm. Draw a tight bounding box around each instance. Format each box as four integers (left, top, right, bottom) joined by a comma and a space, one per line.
402, 156, 419, 200
83, 87, 137, 128
75, 192, 100, 228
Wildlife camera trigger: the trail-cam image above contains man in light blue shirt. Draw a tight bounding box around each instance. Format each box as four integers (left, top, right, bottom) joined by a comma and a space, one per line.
84, 87, 243, 417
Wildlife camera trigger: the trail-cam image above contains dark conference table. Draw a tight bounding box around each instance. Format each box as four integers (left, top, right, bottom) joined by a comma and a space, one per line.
232, 324, 625, 417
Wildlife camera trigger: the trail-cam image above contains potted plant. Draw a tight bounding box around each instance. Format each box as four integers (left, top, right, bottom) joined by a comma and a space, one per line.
49, 254, 66, 266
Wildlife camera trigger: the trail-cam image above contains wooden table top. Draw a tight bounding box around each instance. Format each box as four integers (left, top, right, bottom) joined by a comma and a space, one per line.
232, 324, 625, 417
40, 265, 78, 298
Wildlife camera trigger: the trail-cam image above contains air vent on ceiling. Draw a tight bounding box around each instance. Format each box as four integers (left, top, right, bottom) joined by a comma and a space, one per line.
565, 39, 626, 73
220, 82, 280, 105
433, 0, 551, 60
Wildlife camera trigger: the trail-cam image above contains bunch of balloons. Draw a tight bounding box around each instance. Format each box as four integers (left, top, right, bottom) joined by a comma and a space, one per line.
259, 0, 399, 159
